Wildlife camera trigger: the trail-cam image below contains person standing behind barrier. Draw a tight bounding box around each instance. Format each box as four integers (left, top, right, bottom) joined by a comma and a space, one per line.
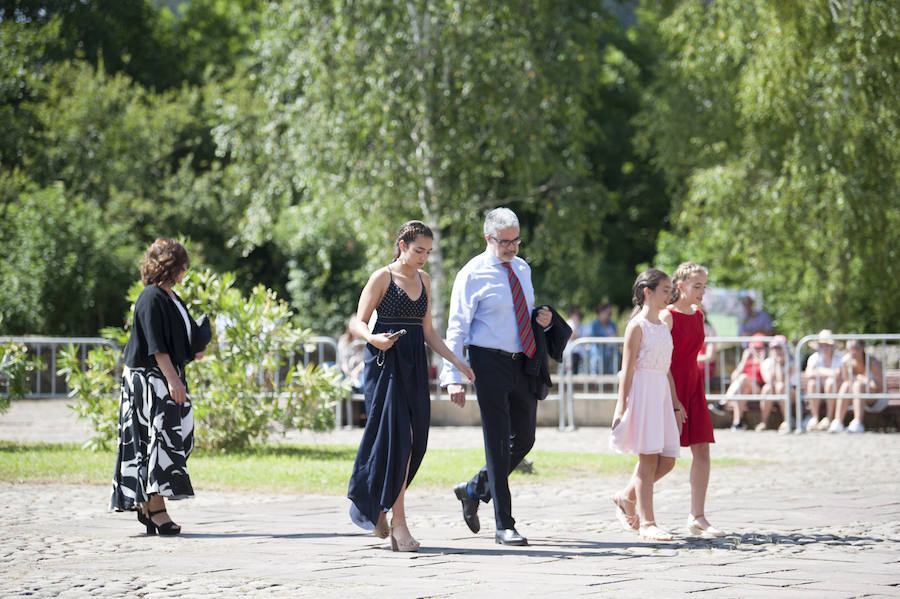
442, 207, 558, 547
609, 269, 685, 542
590, 303, 619, 374
658, 262, 725, 537
347, 221, 474, 552
831, 340, 884, 433
803, 329, 843, 432
758, 335, 794, 432
111, 238, 208, 536
738, 294, 774, 337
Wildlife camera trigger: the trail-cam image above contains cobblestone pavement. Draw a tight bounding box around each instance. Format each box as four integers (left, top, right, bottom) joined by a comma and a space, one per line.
1, 400, 899, 597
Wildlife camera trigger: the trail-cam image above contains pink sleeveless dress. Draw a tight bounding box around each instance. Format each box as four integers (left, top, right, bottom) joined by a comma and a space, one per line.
609, 317, 680, 458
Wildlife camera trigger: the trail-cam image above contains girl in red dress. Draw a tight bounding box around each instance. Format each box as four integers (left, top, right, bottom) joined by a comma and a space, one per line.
660, 262, 725, 537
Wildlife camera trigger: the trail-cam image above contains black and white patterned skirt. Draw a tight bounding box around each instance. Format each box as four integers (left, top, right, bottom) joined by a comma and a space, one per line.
110, 364, 195, 511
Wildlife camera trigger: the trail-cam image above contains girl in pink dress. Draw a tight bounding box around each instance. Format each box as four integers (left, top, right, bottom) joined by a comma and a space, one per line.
610, 269, 685, 541
661, 262, 725, 537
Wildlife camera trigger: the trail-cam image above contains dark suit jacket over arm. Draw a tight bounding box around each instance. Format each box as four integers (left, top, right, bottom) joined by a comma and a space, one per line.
525, 306, 572, 399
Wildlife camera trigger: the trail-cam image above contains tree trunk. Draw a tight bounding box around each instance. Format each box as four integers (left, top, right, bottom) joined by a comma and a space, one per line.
407, 0, 447, 334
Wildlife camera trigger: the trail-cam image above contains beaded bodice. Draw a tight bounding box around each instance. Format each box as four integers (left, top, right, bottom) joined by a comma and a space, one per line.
376, 276, 427, 320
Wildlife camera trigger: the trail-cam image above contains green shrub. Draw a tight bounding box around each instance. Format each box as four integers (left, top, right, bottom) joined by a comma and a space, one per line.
58, 342, 119, 449
0, 328, 43, 413
59, 268, 347, 451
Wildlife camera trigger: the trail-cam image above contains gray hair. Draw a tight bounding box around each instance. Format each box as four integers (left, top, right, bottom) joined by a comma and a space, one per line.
483, 207, 520, 237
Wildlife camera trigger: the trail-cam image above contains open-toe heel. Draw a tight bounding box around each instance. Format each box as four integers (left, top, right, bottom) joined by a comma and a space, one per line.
148, 508, 182, 536
389, 520, 420, 553
136, 508, 155, 535
610, 493, 639, 531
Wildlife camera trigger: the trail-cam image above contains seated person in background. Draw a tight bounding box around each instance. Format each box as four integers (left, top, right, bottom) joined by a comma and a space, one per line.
758, 335, 794, 432
803, 329, 843, 432
831, 340, 884, 433
724, 333, 767, 431
338, 315, 366, 392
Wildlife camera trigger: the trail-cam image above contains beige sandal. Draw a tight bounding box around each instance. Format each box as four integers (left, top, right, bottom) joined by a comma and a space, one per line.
639, 521, 674, 542
611, 493, 640, 531
389, 519, 420, 553
686, 514, 725, 538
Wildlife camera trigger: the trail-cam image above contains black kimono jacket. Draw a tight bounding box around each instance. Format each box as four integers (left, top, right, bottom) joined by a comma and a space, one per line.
122, 284, 198, 369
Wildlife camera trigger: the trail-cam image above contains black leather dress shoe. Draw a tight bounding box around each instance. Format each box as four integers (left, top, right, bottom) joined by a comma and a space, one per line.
495, 528, 528, 546
453, 482, 480, 534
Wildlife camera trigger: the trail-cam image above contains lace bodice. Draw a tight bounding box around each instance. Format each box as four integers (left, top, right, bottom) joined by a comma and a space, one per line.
635, 317, 673, 372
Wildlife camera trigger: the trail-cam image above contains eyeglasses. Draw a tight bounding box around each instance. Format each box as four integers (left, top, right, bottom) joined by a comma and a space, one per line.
490, 236, 523, 248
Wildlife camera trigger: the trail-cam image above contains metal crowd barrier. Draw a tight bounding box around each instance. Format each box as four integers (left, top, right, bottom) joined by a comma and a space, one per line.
283, 335, 347, 426
0, 336, 117, 399
559, 335, 792, 431
792, 334, 900, 433
12, 332, 897, 433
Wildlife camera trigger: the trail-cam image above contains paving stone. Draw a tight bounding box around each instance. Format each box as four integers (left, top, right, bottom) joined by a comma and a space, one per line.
2, 401, 899, 597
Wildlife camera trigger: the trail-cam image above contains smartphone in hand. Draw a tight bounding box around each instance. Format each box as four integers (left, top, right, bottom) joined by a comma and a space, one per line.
386, 329, 407, 340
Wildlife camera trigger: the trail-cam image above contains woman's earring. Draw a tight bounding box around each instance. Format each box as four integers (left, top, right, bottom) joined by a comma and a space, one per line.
400, 256, 407, 265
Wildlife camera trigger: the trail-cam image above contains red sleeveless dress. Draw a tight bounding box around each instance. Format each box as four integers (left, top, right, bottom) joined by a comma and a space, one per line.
668, 307, 715, 446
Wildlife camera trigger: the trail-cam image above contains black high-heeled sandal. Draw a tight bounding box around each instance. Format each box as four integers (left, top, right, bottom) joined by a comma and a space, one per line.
136, 508, 155, 535
148, 508, 181, 536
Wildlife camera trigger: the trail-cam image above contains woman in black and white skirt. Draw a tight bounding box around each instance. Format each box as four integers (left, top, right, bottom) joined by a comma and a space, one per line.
110, 238, 207, 535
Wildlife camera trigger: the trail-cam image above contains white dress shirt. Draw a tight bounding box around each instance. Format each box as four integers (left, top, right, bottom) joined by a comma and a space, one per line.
440, 250, 535, 386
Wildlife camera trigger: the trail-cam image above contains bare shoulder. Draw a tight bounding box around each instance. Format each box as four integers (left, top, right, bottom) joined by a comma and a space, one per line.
624, 319, 643, 343
660, 308, 674, 329
419, 269, 432, 285
365, 267, 391, 292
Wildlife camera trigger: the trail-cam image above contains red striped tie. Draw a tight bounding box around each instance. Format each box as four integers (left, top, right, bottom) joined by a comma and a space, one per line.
502, 262, 536, 358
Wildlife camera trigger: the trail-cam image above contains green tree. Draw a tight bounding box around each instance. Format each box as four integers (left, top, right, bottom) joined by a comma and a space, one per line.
0, 181, 135, 334
0, 0, 262, 90
639, 1, 900, 335
213, 1, 664, 330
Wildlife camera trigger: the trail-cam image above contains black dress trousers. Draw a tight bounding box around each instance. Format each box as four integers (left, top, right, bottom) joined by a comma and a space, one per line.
466, 346, 538, 530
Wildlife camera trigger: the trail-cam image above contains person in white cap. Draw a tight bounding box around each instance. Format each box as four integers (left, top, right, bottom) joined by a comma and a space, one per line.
803, 329, 843, 432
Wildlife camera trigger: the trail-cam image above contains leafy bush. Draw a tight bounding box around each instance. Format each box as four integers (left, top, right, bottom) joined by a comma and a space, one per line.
59, 268, 346, 451
0, 334, 42, 413
58, 342, 120, 450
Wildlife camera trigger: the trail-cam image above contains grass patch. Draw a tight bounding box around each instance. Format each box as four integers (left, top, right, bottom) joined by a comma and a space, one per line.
0, 440, 751, 495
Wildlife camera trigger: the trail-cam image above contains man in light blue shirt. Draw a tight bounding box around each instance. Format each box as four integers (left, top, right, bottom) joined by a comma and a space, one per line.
442, 207, 551, 546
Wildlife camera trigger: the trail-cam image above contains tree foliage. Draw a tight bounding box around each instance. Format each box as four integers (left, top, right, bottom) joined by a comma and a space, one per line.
214, 1, 663, 329
3, 0, 896, 341
640, 1, 900, 335
0, 317, 42, 413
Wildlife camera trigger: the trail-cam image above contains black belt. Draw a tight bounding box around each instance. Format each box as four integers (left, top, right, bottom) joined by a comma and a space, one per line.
466, 345, 523, 360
